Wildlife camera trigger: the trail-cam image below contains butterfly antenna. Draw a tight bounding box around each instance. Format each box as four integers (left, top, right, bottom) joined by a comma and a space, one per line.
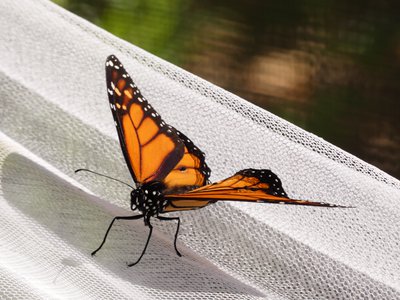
75, 168, 135, 189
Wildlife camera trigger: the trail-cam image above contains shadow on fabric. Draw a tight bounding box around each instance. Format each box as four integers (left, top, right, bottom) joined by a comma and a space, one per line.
1, 152, 265, 297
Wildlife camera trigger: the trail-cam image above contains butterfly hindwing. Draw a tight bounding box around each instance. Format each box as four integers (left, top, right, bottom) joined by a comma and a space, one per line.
164, 168, 341, 212
163, 128, 211, 192
106, 55, 184, 185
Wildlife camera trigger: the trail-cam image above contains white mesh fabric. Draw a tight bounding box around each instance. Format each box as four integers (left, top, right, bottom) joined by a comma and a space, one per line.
0, 0, 400, 299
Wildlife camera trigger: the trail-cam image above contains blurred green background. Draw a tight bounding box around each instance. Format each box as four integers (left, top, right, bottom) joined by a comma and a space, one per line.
54, 0, 400, 179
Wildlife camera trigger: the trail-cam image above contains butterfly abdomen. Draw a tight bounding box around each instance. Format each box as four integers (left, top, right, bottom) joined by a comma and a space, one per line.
166, 185, 203, 194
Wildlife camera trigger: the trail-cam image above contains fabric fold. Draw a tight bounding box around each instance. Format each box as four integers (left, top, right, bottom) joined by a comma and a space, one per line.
1, 0, 399, 299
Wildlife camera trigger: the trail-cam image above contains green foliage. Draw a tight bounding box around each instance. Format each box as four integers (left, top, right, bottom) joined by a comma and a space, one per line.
53, 0, 400, 178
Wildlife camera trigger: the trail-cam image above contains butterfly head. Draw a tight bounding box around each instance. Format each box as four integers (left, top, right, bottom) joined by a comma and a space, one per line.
131, 181, 168, 218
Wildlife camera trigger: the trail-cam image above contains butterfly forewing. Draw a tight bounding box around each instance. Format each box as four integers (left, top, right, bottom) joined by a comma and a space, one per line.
105, 55, 210, 188
164, 169, 341, 211
106, 55, 185, 184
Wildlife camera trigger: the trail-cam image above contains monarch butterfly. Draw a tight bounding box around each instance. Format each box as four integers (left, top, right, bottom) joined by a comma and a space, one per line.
89, 55, 344, 266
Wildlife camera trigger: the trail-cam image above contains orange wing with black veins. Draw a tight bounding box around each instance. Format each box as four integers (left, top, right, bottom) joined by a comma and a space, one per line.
106, 55, 210, 188
163, 169, 343, 212
106, 55, 184, 184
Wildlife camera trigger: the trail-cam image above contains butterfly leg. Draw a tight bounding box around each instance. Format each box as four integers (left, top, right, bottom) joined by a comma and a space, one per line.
127, 220, 153, 267
92, 214, 144, 257
157, 216, 182, 257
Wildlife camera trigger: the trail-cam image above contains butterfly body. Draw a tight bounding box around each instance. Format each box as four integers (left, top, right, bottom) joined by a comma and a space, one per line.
90, 55, 345, 266
130, 181, 166, 224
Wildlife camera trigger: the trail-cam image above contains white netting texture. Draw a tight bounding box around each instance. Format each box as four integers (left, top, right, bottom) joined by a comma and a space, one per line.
0, 0, 399, 299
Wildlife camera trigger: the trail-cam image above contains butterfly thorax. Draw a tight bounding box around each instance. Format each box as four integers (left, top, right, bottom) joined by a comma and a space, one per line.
131, 181, 168, 222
